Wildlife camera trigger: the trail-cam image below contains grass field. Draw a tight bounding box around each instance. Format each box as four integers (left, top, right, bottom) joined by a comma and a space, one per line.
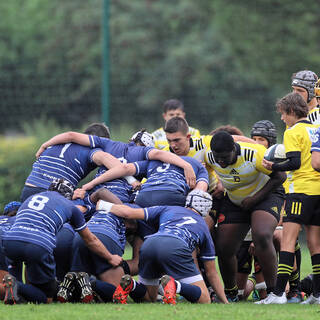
1, 244, 319, 320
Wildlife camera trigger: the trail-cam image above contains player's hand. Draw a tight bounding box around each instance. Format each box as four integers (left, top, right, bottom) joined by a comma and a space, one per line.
262, 158, 274, 170
241, 196, 256, 211
184, 165, 196, 189
108, 254, 123, 267
131, 181, 141, 191
82, 182, 93, 191
211, 180, 225, 199
72, 188, 86, 200
35, 144, 46, 159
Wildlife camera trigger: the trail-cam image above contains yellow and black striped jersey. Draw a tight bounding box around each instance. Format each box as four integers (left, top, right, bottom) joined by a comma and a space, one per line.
205, 142, 271, 206
164, 135, 218, 192
307, 106, 320, 125
152, 126, 201, 150
283, 120, 320, 195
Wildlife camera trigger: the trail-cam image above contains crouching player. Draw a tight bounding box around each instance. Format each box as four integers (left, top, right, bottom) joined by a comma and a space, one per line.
97, 189, 228, 304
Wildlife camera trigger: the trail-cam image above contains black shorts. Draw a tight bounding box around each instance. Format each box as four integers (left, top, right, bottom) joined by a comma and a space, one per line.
283, 193, 320, 226
237, 241, 253, 274
217, 192, 283, 225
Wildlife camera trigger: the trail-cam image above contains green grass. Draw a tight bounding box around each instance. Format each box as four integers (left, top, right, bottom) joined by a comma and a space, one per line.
2, 301, 320, 320
1, 245, 317, 320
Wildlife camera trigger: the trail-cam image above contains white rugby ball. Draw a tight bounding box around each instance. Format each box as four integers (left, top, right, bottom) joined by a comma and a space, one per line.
264, 144, 286, 162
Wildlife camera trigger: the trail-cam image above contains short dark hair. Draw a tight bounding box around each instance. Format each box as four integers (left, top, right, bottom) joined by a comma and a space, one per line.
209, 125, 244, 136
210, 131, 235, 152
164, 116, 189, 135
276, 92, 308, 118
163, 99, 184, 113
84, 123, 110, 138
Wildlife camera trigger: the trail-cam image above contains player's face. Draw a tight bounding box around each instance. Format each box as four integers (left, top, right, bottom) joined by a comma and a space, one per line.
163, 109, 186, 121
166, 131, 190, 156
280, 111, 298, 128
252, 136, 269, 148
212, 149, 236, 168
292, 86, 308, 103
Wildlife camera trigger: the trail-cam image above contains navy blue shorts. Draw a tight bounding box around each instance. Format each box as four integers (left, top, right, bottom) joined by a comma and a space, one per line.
54, 226, 75, 281
135, 190, 186, 207
71, 233, 123, 276
2, 240, 55, 284
138, 235, 202, 285
20, 185, 47, 203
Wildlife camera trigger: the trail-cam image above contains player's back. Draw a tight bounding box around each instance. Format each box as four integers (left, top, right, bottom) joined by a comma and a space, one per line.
26, 143, 99, 188
4, 191, 85, 252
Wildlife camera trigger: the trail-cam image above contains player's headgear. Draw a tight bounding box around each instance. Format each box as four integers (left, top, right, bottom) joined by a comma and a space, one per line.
251, 120, 277, 147
3, 201, 21, 215
185, 189, 213, 217
291, 70, 318, 102
131, 129, 155, 148
48, 178, 74, 200
315, 78, 320, 99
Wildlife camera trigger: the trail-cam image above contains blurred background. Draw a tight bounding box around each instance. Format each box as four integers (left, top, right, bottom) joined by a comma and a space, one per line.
0, 0, 319, 207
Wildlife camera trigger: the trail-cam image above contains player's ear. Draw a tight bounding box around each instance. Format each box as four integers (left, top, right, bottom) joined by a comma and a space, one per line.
186, 133, 191, 139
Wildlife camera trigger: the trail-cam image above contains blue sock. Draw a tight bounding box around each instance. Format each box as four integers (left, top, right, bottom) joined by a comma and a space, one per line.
92, 280, 116, 302
18, 283, 47, 303
130, 281, 147, 302
178, 282, 201, 303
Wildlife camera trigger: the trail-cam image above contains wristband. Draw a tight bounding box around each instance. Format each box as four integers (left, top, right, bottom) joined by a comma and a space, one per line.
97, 200, 113, 213
124, 176, 138, 184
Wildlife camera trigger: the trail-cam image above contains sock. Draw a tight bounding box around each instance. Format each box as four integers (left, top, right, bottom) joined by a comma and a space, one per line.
289, 269, 300, 292
274, 251, 294, 296
18, 283, 47, 304
129, 280, 147, 302
311, 254, 320, 298
92, 280, 116, 302
224, 285, 238, 297
294, 241, 301, 273
176, 281, 201, 303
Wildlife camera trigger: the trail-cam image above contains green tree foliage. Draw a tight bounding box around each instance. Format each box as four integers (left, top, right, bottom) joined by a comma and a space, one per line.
0, 0, 319, 135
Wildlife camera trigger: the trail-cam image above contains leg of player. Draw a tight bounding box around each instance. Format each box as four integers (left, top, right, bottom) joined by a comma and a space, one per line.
302, 225, 320, 304
251, 209, 278, 293
216, 223, 250, 301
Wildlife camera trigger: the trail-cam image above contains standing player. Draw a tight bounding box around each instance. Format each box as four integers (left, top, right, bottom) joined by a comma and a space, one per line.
152, 99, 200, 150
206, 131, 286, 301
291, 70, 320, 125
258, 92, 320, 304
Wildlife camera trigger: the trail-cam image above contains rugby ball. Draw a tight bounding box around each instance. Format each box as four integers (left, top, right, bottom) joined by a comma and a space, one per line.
264, 144, 286, 162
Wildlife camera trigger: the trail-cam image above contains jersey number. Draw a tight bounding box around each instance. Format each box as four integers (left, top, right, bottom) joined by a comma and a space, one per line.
157, 163, 170, 172
59, 143, 72, 158
176, 216, 197, 227
28, 195, 49, 211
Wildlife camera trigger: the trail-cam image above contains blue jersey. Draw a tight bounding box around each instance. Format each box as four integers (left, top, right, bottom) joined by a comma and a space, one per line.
0, 216, 16, 238
134, 156, 209, 195
143, 206, 215, 261
311, 127, 320, 152
26, 137, 101, 188
3, 191, 86, 253
90, 136, 154, 164
87, 211, 126, 252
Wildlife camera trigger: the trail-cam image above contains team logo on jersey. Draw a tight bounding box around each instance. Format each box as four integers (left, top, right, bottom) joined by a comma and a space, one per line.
271, 206, 278, 214
230, 169, 239, 175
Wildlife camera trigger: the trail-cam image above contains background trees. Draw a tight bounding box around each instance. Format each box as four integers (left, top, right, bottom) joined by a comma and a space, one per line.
0, 0, 319, 135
